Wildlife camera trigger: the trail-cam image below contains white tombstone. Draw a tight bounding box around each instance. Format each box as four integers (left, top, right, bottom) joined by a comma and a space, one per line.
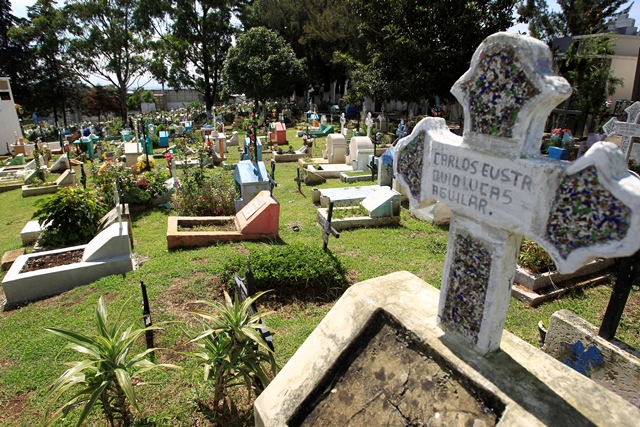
227, 131, 239, 146
320, 114, 327, 126
326, 133, 347, 164
348, 136, 375, 170
365, 112, 374, 137
602, 101, 640, 160
124, 142, 143, 167
49, 155, 70, 172
395, 32, 640, 355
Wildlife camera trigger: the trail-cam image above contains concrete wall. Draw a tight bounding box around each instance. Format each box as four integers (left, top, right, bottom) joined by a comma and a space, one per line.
542, 309, 640, 408
0, 77, 24, 154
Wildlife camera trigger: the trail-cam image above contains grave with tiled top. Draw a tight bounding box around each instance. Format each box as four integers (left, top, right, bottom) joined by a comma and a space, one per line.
254, 32, 640, 426
602, 101, 640, 160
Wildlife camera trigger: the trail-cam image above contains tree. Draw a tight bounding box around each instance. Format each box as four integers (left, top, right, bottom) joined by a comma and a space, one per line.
344, 0, 518, 104
0, 0, 35, 106
241, 0, 362, 101
560, 35, 623, 131
222, 27, 306, 107
65, 0, 150, 122
81, 85, 121, 120
517, 0, 632, 41
138, 0, 240, 118
9, 0, 78, 126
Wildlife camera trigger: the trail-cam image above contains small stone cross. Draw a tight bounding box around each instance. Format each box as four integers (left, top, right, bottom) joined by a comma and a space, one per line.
602, 101, 640, 160
365, 112, 374, 138
395, 33, 640, 355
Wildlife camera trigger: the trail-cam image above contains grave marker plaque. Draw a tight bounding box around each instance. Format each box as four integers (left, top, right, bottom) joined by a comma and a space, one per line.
602, 101, 640, 160
395, 32, 640, 354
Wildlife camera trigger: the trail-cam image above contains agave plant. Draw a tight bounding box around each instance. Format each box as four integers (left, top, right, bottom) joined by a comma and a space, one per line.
44, 297, 180, 427
189, 291, 279, 413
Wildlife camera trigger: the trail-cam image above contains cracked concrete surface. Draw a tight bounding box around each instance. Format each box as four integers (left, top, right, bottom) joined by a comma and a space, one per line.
300, 317, 499, 426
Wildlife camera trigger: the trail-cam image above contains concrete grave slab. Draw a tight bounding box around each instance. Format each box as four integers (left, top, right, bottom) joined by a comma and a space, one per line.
49, 155, 70, 172
255, 272, 640, 426
22, 169, 76, 197
20, 220, 43, 245
2, 223, 133, 308
1, 248, 25, 271
313, 185, 380, 207
543, 309, 640, 408
167, 191, 279, 249
361, 186, 401, 218
234, 160, 272, 211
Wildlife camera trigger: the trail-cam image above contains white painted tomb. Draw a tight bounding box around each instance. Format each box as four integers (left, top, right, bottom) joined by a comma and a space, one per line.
3, 223, 133, 308
324, 133, 346, 164
20, 220, 43, 245
255, 32, 640, 426
347, 136, 375, 170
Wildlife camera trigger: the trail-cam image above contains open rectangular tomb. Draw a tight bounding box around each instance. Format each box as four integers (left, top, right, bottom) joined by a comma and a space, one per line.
255, 271, 640, 426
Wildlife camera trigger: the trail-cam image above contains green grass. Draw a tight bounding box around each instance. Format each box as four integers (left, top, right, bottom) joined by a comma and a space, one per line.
0, 125, 637, 426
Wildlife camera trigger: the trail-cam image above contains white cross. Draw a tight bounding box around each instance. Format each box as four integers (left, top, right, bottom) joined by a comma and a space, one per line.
365, 112, 373, 138
395, 33, 640, 355
602, 101, 640, 160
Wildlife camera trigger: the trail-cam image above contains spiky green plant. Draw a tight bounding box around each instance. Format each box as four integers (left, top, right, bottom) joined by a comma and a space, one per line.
189, 291, 279, 414
44, 297, 180, 427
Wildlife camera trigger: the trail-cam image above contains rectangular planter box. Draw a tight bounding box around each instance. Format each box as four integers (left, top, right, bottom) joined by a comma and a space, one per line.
2, 223, 133, 308
340, 172, 374, 183
514, 258, 614, 291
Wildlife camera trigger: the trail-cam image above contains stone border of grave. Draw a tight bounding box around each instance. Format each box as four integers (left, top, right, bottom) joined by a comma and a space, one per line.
339, 172, 374, 183
21, 169, 76, 197
255, 271, 640, 426
166, 216, 279, 249
317, 207, 400, 231
514, 258, 614, 291
542, 309, 640, 409
2, 223, 133, 309
272, 152, 307, 163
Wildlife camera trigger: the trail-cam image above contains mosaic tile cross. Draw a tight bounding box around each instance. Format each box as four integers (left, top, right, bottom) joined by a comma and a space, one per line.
395, 33, 640, 355
602, 101, 640, 160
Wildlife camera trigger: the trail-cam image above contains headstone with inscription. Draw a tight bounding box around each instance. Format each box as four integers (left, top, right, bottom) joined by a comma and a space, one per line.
602, 101, 640, 160
395, 32, 640, 354
254, 32, 640, 427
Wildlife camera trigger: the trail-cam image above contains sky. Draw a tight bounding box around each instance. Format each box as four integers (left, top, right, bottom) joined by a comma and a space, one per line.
9, 0, 640, 88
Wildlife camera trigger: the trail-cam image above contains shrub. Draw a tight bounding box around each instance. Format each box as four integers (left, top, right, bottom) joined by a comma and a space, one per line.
33, 187, 108, 248
172, 167, 236, 216
518, 238, 556, 274
44, 297, 179, 427
91, 164, 168, 206
188, 291, 278, 415
221, 244, 347, 298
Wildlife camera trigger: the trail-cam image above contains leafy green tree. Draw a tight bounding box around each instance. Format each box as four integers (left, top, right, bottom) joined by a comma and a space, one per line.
138, 0, 240, 118
345, 0, 518, 104
0, 0, 35, 106
65, 0, 150, 122
81, 85, 121, 121
517, 0, 632, 41
222, 27, 305, 107
241, 0, 361, 100
9, 0, 77, 126
560, 35, 623, 131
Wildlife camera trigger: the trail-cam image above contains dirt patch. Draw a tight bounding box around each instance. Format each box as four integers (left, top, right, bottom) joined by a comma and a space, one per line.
20, 249, 84, 273
292, 312, 503, 426
236, 246, 250, 256
178, 221, 237, 232
0, 392, 31, 423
